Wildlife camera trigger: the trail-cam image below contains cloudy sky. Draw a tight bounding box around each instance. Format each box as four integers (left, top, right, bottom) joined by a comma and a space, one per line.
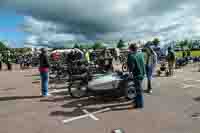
0, 0, 200, 47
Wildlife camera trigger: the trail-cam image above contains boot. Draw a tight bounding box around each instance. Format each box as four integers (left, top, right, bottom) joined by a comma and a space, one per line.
147, 80, 152, 93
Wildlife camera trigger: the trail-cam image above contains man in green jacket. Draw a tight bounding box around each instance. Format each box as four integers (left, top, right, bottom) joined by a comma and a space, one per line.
127, 43, 146, 108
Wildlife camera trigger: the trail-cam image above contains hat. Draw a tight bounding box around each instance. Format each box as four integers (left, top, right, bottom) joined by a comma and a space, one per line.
41, 48, 47, 53
129, 43, 138, 51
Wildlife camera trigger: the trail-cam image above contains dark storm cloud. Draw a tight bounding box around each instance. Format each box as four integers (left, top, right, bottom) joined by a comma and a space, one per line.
1, 0, 200, 46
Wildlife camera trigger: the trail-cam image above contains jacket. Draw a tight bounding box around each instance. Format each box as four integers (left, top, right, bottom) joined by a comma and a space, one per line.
39, 53, 50, 68
146, 51, 157, 68
127, 51, 146, 80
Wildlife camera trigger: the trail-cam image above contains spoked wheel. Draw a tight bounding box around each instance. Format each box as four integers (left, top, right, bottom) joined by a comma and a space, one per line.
124, 81, 136, 100
157, 70, 161, 76
122, 63, 128, 72
68, 82, 88, 98
165, 70, 170, 77
49, 71, 58, 79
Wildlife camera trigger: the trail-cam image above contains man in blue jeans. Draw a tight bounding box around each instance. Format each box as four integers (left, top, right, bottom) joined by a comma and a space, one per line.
127, 43, 146, 108
39, 48, 50, 97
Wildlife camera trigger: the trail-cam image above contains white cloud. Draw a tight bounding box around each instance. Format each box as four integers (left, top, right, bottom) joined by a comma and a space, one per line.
1, 0, 200, 46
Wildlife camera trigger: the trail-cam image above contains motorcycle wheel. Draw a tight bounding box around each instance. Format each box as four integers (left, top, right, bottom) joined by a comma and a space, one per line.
157, 70, 161, 76
124, 81, 136, 100
49, 71, 58, 79
122, 63, 128, 72
68, 82, 88, 98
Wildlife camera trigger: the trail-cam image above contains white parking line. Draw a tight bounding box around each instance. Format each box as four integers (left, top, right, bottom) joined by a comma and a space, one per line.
182, 83, 200, 89
184, 78, 194, 81
49, 89, 68, 94
183, 84, 194, 89
62, 108, 110, 124
82, 109, 99, 120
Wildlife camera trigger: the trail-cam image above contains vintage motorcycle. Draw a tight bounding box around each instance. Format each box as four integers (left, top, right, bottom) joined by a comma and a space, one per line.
68, 69, 136, 100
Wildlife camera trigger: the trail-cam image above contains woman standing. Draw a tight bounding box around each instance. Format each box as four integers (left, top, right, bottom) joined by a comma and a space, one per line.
39, 48, 50, 97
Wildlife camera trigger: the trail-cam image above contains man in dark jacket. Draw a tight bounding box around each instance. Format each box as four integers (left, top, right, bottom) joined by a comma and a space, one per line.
127, 43, 146, 108
39, 48, 50, 97
167, 47, 176, 76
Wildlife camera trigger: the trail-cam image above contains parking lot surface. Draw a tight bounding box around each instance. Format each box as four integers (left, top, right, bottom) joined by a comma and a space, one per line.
0, 64, 200, 133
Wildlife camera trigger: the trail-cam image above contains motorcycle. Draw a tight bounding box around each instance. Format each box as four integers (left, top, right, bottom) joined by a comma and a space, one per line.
68, 70, 136, 100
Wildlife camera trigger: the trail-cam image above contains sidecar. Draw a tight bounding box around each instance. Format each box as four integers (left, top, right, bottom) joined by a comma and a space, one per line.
68, 72, 136, 100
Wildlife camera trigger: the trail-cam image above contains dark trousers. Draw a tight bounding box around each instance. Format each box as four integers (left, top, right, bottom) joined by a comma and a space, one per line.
7, 63, 12, 71
0, 62, 2, 70
40, 72, 49, 96
134, 79, 144, 108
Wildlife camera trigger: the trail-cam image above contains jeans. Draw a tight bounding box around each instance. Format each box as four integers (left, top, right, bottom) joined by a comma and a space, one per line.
146, 65, 155, 90
40, 72, 49, 96
134, 79, 144, 108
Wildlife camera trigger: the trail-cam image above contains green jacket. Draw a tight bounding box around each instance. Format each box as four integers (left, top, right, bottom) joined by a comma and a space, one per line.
127, 51, 146, 80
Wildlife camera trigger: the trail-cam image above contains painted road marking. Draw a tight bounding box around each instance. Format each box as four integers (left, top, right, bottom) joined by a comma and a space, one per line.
183, 84, 194, 89
62, 108, 111, 124
82, 109, 99, 120
49, 88, 68, 94
184, 78, 194, 81
182, 83, 200, 89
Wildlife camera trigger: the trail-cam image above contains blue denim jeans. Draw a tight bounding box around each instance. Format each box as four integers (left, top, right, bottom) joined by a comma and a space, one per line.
40, 72, 49, 96
146, 65, 155, 80
134, 79, 144, 108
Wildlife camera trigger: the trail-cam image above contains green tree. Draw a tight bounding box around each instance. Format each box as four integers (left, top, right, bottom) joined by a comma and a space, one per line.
73, 43, 80, 49
188, 40, 193, 50
179, 40, 188, 50
152, 38, 160, 47
117, 39, 125, 49
79, 45, 84, 49
0, 41, 8, 51
92, 42, 105, 49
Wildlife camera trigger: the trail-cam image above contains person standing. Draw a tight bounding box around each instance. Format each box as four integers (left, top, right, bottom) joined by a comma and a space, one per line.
5, 51, 12, 71
182, 50, 186, 58
167, 47, 176, 76
39, 48, 50, 97
145, 47, 157, 93
85, 49, 90, 63
19, 55, 24, 70
0, 52, 3, 71
127, 43, 146, 108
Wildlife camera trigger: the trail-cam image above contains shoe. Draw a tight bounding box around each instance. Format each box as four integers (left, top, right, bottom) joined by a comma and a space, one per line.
42, 93, 52, 97
134, 106, 144, 109
144, 90, 152, 94
144, 89, 152, 94
148, 90, 153, 94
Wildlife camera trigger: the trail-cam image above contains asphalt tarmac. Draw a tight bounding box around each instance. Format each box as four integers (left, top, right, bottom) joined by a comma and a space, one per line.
0, 64, 200, 133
